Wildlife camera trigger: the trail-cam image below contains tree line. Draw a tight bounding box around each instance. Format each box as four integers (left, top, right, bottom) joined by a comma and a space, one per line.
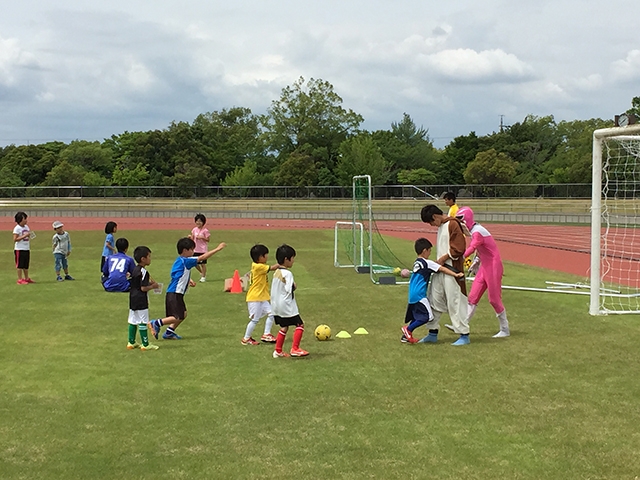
1, 77, 637, 189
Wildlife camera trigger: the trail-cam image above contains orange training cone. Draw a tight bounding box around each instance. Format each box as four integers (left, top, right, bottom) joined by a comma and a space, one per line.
230, 269, 243, 293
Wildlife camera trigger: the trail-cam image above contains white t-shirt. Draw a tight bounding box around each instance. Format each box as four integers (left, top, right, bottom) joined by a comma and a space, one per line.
13, 225, 31, 251
270, 268, 299, 317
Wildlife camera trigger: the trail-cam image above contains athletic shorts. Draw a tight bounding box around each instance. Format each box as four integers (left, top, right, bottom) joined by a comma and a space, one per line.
404, 298, 434, 325
274, 314, 303, 327
165, 292, 187, 320
193, 253, 207, 264
128, 309, 150, 325
248, 301, 272, 321
15, 250, 30, 270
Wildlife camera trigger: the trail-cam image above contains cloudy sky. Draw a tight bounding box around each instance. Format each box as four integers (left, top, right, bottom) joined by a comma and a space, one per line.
1, 0, 639, 148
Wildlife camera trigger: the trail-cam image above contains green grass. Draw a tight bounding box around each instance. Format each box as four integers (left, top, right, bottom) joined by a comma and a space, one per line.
1, 229, 640, 479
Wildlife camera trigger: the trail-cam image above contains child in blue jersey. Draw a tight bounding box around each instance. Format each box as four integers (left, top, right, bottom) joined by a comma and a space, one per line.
101, 237, 136, 292
150, 237, 226, 340
401, 238, 464, 344
102, 221, 118, 275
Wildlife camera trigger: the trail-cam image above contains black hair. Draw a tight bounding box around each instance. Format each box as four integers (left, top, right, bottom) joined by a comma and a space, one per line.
414, 237, 433, 255
115, 237, 129, 253
194, 213, 207, 225
420, 205, 443, 224
276, 244, 297, 265
250, 244, 269, 262
14, 211, 28, 223
133, 246, 152, 263
177, 237, 196, 254
443, 192, 456, 202
105, 221, 118, 234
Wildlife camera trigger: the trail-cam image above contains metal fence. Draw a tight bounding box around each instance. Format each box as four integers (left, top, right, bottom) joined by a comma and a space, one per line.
0, 183, 596, 199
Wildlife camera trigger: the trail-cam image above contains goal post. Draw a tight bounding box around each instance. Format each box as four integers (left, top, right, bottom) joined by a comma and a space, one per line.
590, 124, 640, 315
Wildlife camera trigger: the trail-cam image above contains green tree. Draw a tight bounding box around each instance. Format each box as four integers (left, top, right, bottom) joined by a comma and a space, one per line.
397, 168, 437, 185
262, 77, 363, 172
112, 161, 151, 186
41, 160, 109, 186
464, 149, 517, 184
335, 135, 389, 186
273, 151, 318, 187
222, 160, 265, 186
0, 164, 26, 187
60, 141, 114, 178
435, 132, 480, 184
627, 96, 640, 117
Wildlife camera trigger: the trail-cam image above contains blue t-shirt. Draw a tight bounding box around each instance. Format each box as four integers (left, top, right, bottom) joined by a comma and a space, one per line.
102, 252, 136, 292
167, 256, 199, 294
102, 233, 115, 257
408, 258, 441, 304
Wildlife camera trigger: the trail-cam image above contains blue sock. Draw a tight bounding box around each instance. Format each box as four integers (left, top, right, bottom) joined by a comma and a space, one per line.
408, 320, 426, 332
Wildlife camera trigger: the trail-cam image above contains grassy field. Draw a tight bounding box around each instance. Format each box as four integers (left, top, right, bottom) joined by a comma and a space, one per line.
1, 229, 640, 479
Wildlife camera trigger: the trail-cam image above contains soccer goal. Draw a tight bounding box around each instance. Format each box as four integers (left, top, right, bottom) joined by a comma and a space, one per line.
333, 175, 411, 285
590, 124, 640, 315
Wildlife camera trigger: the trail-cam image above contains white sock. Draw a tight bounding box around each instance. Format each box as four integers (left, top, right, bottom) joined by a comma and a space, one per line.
264, 315, 274, 335
244, 319, 258, 339
496, 310, 509, 332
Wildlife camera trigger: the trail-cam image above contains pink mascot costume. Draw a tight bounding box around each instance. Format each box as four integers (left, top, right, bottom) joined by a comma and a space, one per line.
456, 207, 510, 338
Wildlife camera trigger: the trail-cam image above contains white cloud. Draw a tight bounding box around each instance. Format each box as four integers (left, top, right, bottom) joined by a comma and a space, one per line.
0, 36, 39, 86
611, 50, 640, 83
419, 48, 535, 84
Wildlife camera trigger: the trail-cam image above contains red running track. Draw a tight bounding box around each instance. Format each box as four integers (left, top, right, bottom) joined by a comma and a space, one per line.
2, 216, 599, 278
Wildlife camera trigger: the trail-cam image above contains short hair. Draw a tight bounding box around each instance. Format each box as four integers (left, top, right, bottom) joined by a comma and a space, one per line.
250, 244, 269, 262
177, 237, 196, 254
276, 244, 296, 264
115, 237, 129, 253
194, 213, 207, 225
14, 211, 28, 223
443, 192, 456, 202
414, 237, 433, 255
105, 221, 118, 234
133, 246, 152, 263
420, 205, 443, 224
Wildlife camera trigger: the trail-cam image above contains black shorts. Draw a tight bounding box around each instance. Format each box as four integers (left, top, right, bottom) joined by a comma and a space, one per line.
274, 314, 303, 327
15, 250, 30, 270
165, 292, 187, 320
405, 301, 433, 325
193, 253, 207, 264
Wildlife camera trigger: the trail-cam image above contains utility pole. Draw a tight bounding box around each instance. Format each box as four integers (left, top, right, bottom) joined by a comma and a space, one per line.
499, 115, 505, 133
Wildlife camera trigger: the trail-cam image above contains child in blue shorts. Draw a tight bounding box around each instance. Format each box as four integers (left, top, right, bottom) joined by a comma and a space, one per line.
401, 238, 464, 344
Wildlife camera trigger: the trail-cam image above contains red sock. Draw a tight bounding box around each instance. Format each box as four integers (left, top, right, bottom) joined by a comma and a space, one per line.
275, 329, 287, 353
292, 325, 304, 350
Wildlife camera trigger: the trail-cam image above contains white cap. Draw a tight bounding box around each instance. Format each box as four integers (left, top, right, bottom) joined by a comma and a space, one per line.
52, 221, 64, 229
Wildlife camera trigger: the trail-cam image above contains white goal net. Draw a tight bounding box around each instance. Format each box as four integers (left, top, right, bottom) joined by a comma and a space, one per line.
591, 124, 640, 314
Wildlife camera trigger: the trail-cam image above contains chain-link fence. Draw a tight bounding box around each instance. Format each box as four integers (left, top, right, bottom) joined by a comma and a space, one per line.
0, 183, 596, 199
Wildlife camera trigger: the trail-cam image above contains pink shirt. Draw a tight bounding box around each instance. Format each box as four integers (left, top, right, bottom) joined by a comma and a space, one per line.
191, 226, 210, 253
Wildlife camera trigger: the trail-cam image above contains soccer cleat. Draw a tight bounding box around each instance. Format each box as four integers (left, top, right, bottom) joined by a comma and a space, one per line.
401, 325, 417, 343
64, 275, 75, 280
493, 330, 510, 338
199, 276, 206, 283
452, 335, 470, 346
418, 332, 438, 343
272, 350, 290, 358
241, 337, 260, 346
25, 278, 35, 283
260, 333, 277, 343
162, 331, 182, 340
400, 335, 408, 343
149, 320, 161, 339
17, 279, 28, 285
290, 348, 309, 357
126, 342, 140, 350
56, 276, 64, 282
141, 344, 159, 351
444, 324, 455, 332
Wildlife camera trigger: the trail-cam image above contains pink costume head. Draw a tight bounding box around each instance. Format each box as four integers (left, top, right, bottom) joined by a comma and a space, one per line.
456, 206, 475, 228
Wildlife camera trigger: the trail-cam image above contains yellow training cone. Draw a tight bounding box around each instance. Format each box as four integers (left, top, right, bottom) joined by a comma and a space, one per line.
354, 328, 368, 335
335, 330, 352, 339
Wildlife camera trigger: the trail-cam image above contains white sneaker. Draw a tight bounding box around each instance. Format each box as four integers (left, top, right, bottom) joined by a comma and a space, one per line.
199, 277, 206, 283
493, 330, 510, 338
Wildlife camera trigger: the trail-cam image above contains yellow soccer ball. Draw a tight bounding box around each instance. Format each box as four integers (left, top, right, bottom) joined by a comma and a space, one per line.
314, 324, 331, 341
